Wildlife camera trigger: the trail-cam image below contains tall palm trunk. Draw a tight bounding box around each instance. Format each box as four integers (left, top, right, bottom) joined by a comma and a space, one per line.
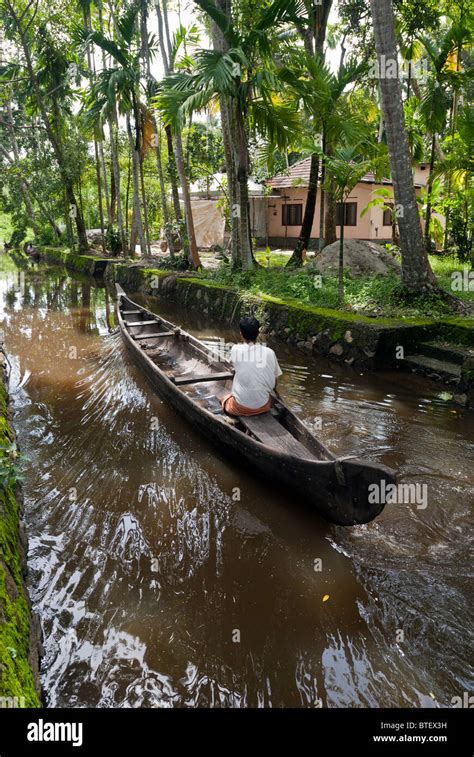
424, 135, 436, 254
369, 0, 436, 291
99, 142, 112, 225
325, 177, 337, 245
83, 6, 106, 254
99, 6, 125, 250
156, 0, 200, 268
318, 132, 326, 249
110, 107, 127, 253
212, 0, 240, 266
210, 0, 256, 270
140, 2, 175, 257
125, 152, 131, 237
444, 37, 462, 251
222, 96, 240, 266
126, 113, 146, 257
155, 0, 184, 222
139, 154, 152, 256
153, 126, 175, 258
234, 103, 254, 270
290, 0, 332, 267
338, 210, 345, 306
165, 126, 183, 222
174, 131, 201, 268
287, 154, 319, 267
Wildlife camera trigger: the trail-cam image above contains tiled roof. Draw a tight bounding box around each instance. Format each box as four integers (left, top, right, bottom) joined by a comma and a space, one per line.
266, 157, 315, 188
267, 157, 425, 189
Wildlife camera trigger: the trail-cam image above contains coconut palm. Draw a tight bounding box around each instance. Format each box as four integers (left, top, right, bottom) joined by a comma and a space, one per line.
369, 0, 437, 292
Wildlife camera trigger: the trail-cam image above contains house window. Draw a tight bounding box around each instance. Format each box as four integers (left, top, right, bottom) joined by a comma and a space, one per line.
383, 205, 393, 226
336, 202, 358, 226
282, 204, 303, 226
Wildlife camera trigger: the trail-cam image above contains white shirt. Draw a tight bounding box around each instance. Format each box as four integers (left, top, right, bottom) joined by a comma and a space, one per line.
230, 343, 283, 409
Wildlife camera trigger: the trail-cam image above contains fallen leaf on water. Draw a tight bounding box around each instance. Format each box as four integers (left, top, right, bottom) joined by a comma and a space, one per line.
322, 594, 330, 602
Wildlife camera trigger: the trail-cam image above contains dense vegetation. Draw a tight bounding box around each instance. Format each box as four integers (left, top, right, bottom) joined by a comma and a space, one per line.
0, 0, 472, 305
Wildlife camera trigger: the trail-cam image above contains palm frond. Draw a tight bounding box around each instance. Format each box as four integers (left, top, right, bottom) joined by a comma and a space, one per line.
85, 30, 129, 68
254, 0, 307, 33
116, 1, 140, 46
249, 98, 300, 150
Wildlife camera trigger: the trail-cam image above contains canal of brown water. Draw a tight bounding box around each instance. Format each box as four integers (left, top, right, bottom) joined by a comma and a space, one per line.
1, 258, 472, 707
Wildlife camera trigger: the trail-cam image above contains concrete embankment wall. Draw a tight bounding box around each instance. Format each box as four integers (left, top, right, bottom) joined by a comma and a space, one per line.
0, 354, 41, 707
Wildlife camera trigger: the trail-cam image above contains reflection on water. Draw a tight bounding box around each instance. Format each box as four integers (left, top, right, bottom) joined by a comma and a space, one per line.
1, 260, 473, 708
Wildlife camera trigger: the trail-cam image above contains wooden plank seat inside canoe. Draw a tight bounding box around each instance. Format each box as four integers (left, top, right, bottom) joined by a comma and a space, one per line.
121, 310, 142, 315
126, 320, 159, 327
172, 371, 234, 386
238, 412, 316, 459
133, 330, 175, 340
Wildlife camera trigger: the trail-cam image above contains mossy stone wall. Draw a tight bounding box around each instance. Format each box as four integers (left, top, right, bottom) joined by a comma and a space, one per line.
0, 361, 41, 706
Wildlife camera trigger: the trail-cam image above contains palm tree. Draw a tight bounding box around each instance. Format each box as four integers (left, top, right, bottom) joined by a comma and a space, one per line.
155, 0, 201, 268
288, 0, 332, 264
158, 0, 300, 269
434, 103, 473, 262
82, 2, 149, 257
369, 0, 437, 292
418, 21, 470, 253
77, 0, 107, 254
210, 0, 239, 266
280, 54, 369, 266
140, 0, 175, 258
322, 144, 387, 305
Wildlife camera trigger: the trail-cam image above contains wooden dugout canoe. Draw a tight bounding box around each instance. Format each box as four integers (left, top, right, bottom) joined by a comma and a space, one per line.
115, 284, 396, 526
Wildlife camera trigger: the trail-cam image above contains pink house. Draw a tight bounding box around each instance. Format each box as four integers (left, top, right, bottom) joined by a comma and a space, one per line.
264, 157, 430, 248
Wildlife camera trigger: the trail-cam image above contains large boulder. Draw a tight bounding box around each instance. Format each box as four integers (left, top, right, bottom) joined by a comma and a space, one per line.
313, 240, 401, 277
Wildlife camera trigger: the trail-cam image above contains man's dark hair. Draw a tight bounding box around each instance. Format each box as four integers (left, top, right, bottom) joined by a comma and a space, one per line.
239, 316, 260, 342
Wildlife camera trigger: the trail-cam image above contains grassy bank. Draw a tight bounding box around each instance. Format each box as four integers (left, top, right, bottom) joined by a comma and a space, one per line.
215, 254, 474, 319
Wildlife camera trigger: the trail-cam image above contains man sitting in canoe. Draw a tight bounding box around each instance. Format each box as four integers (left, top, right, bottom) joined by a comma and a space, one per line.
221, 316, 282, 416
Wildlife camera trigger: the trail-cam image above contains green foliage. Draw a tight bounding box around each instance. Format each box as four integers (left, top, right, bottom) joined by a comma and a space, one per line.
0, 442, 22, 490
183, 122, 224, 184
105, 226, 122, 256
